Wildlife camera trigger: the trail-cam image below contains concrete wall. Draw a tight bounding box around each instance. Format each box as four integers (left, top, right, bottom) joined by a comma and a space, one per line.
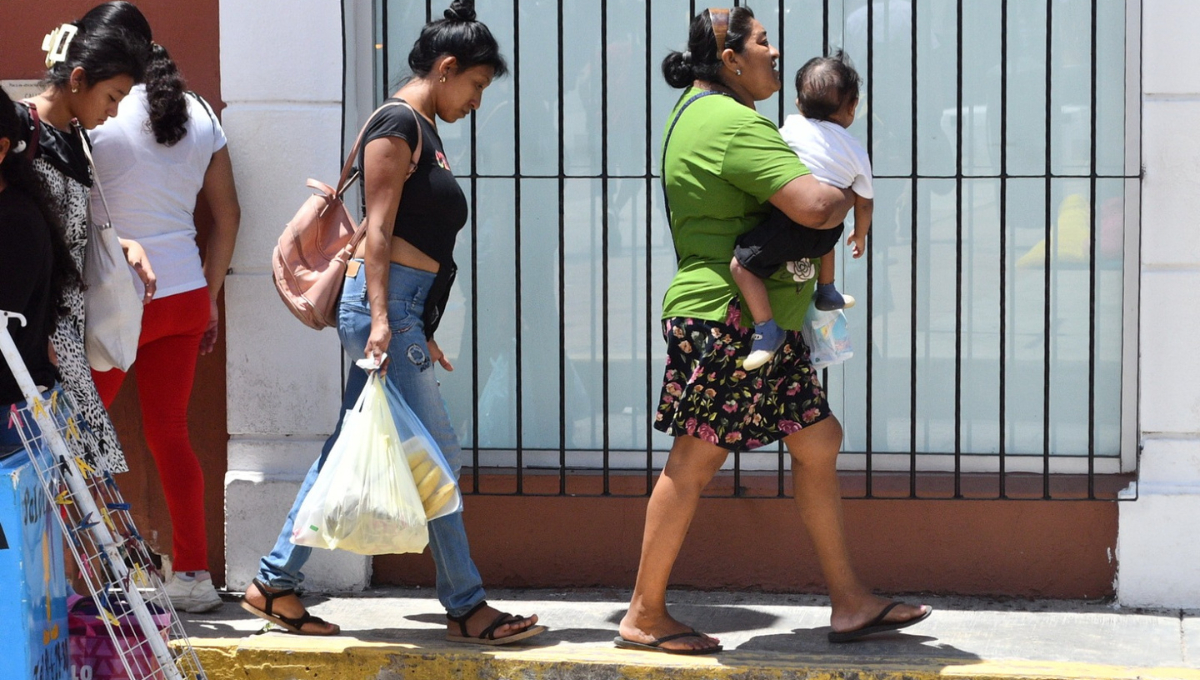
1117, 0, 1200, 608
219, 0, 369, 591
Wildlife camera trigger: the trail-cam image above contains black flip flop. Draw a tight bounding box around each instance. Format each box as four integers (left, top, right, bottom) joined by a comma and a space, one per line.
446, 600, 549, 646
827, 602, 932, 643
613, 630, 723, 655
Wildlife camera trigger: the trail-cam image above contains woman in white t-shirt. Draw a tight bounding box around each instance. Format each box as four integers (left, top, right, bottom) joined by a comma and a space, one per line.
85, 1, 240, 615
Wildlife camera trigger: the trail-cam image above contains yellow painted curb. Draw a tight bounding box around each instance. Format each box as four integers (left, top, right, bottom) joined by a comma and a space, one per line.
187, 636, 1200, 680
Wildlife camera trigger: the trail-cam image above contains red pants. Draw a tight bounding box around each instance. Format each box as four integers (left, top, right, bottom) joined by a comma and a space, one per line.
93, 287, 211, 572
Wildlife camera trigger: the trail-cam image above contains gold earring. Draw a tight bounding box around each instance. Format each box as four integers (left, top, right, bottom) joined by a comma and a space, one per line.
439, 75, 447, 83
71, 84, 79, 93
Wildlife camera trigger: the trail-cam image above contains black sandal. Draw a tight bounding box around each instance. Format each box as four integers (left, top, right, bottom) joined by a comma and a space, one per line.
239, 578, 340, 636
446, 600, 548, 646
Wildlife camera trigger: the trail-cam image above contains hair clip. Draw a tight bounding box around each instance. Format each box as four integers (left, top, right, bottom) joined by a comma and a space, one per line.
42, 23, 78, 69
12, 140, 27, 154
708, 8, 730, 54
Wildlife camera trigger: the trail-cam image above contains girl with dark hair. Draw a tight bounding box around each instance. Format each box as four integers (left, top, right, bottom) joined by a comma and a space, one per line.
243, 1, 543, 644
616, 8, 930, 654
0, 86, 79, 416
83, 1, 242, 614
13, 10, 154, 476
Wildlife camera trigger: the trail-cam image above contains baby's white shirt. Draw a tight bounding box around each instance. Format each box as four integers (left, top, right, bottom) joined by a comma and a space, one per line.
778, 114, 874, 200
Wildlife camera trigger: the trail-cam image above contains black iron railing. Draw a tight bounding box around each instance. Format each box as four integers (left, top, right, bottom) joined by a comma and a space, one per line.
370, 0, 1141, 501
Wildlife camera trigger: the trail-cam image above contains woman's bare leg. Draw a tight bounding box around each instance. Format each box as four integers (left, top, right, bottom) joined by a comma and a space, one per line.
619, 435, 727, 652
784, 416, 929, 632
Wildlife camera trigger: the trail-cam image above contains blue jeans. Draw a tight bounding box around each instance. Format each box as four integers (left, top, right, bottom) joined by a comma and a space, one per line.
257, 262, 485, 617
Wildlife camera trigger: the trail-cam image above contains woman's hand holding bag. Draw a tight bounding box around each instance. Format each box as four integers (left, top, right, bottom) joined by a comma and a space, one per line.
291, 370, 429, 555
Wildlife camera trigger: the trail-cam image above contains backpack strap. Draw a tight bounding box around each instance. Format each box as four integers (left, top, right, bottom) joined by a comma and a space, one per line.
335, 100, 423, 197
341, 102, 426, 252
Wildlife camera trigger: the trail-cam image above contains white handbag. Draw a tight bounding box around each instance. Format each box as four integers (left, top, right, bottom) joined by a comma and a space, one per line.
78, 125, 143, 372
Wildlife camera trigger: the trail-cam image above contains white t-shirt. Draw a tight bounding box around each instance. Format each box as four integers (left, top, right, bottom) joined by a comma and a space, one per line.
778, 114, 874, 200
89, 85, 227, 299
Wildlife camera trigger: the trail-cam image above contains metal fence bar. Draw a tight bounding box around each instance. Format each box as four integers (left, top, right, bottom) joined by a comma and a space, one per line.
908, 0, 919, 498
999, 0, 1009, 499
557, 0, 568, 496
601, 0, 613, 496
1042, 0, 1053, 500
1087, 0, 1099, 500
512, 0, 525, 495
644, 0, 657, 497
954, 0, 964, 499
863, 0, 875, 499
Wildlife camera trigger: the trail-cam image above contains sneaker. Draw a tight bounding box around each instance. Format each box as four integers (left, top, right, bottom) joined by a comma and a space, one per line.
814, 283, 855, 311
744, 319, 785, 371
164, 573, 224, 613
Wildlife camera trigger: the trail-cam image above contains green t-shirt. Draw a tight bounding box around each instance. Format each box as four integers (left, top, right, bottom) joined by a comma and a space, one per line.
660, 87, 817, 331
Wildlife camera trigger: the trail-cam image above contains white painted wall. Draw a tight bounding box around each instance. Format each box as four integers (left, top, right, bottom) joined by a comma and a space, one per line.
1118, 0, 1200, 608
219, 0, 370, 591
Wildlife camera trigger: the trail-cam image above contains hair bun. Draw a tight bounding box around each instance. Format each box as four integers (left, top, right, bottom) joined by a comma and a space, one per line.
444, 1, 476, 22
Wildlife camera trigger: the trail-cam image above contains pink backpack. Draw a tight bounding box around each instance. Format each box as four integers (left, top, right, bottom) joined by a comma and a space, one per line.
272, 102, 423, 329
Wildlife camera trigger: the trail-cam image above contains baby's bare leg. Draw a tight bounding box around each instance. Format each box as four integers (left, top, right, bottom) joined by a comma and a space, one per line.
818, 250, 836, 286
731, 256, 774, 324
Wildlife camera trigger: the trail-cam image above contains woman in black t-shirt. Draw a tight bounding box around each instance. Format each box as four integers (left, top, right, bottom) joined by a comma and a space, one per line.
0, 87, 81, 436
244, 1, 546, 645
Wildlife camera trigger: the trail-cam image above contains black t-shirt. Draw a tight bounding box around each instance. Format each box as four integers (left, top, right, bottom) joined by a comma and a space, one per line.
357, 99, 468, 338
358, 99, 468, 266
0, 186, 58, 405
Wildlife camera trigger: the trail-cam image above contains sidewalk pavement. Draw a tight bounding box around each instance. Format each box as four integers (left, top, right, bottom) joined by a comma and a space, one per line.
180, 588, 1200, 680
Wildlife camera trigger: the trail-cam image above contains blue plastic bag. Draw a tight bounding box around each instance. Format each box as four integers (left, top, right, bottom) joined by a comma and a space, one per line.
801, 302, 853, 369
380, 375, 463, 521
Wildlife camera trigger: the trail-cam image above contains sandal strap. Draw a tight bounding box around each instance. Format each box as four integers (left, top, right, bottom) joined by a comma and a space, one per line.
252, 578, 296, 618
447, 600, 490, 638
275, 610, 331, 632
480, 612, 527, 641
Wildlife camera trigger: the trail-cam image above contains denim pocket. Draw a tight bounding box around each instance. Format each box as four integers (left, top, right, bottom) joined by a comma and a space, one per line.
387, 297, 418, 334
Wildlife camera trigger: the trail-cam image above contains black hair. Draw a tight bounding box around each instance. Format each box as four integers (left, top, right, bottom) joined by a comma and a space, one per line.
44, 13, 148, 91
407, 1, 508, 80
795, 50, 861, 121
80, 2, 189, 146
661, 7, 756, 89
0, 89, 83, 318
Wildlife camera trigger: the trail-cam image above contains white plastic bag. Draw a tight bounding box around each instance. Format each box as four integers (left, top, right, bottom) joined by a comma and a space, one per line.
800, 302, 853, 369
380, 377, 463, 521
291, 372, 429, 555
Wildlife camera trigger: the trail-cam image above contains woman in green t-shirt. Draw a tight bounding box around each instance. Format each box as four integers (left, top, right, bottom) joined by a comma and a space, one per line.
615, 8, 930, 655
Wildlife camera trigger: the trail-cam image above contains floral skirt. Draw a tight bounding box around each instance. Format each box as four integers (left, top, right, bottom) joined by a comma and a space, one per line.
653, 298, 831, 450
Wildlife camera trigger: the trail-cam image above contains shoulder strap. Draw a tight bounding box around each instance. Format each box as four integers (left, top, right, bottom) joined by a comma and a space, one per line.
188, 90, 219, 136
73, 122, 113, 230
336, 100, 423, 197
660, 90, 726, 228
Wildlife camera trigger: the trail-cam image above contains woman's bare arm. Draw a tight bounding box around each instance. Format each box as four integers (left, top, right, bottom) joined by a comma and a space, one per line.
768, 174, 855, 229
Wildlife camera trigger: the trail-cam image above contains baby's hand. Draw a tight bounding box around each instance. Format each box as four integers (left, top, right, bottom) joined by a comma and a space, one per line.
848, 232, 867, 259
